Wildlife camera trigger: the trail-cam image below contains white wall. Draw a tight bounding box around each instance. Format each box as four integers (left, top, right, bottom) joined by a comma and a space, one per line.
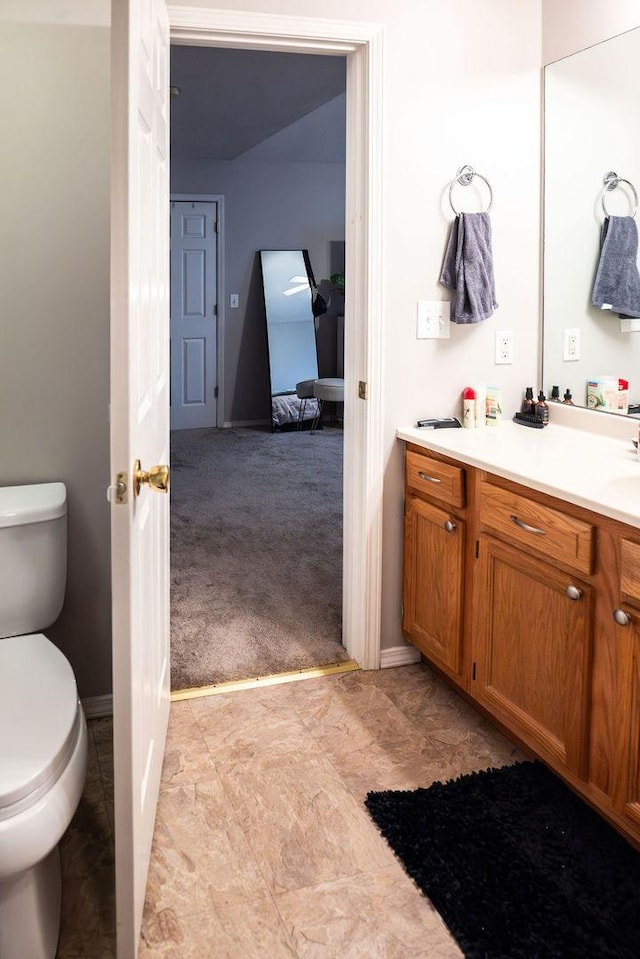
172, 0, 542, 652
542, 0, 640, 64
171, 155, 346, 424
0, 13, 111, 698
0, 0, 544, 699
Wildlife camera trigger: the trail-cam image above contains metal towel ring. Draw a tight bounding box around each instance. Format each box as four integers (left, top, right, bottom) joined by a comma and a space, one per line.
601, 171, 638, 218
448, 165, 493, 215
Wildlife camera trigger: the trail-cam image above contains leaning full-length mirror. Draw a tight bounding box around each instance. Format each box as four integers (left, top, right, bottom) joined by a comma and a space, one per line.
260, 250, 319, 426
543, 26, 640, 414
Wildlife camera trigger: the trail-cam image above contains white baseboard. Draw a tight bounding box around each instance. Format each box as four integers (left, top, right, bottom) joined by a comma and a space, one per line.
82, 694, 113, 719
380, 644, 422, 669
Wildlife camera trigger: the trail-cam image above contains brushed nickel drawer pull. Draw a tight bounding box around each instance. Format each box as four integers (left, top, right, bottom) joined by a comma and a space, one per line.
613, 608, 631, 627
418, 471, 442, 484
444, 519, 456, 533
510, 514, 545, 536
565, 585, 582, 601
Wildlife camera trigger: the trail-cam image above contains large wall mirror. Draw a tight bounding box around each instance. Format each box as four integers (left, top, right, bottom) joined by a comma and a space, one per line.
543, 26, 640, 416
260, 249, 319, 427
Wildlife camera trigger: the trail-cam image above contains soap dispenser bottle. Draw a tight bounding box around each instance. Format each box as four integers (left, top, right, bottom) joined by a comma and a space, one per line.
535, 390, 549, 425
522, 387, 534, 415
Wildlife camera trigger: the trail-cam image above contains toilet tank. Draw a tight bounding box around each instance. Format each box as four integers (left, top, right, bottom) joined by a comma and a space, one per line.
0, 483, 67, 639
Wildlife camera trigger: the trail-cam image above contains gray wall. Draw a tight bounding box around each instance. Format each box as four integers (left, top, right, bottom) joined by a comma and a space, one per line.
0, 20, 111, 699
170, 157, 346, 425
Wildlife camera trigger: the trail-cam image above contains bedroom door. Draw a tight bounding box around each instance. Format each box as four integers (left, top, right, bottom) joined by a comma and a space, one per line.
110, 0, 171, 955
170, 198, 219, 429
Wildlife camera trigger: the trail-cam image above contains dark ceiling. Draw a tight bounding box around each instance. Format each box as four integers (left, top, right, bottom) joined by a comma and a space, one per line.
170, 46, 346, 161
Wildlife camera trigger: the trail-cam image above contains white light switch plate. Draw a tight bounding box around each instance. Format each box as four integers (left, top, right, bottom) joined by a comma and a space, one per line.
417, 301, 451, 339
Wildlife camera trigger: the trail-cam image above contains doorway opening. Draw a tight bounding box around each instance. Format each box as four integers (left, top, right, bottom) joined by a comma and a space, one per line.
168, 46, 349, 690
168, 7, 384, 684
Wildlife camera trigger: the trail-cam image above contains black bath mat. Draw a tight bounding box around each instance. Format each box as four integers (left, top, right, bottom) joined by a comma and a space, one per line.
365, 761, 640, 958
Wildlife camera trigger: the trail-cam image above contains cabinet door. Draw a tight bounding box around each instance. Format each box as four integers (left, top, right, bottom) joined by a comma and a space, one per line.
474, 536, 593, 777
615, 610, 640, 831
403, 495, 465, 674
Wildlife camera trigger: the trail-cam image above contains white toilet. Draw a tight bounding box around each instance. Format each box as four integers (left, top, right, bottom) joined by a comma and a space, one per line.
0, 483, 88, 959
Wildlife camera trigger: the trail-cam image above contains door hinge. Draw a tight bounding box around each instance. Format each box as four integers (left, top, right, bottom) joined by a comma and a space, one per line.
475, 540, 480, 558
213, 219, 219, 233
472, 662, 477, 681
358, 381, 368, 400
214, 386, 219, 398
213, 303, 218, 316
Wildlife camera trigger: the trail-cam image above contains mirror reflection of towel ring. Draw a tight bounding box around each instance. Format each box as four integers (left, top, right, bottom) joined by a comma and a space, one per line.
448, 164, 493, 215
601, 171, 638, 218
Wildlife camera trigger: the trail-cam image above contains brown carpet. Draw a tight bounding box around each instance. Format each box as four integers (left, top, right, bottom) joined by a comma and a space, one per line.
169, 426, 348, 689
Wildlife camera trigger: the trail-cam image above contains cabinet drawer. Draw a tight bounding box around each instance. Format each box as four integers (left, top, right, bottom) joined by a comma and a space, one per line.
621, 539, 640, 606
406, 449, 465, 508
479, 482, 594, 575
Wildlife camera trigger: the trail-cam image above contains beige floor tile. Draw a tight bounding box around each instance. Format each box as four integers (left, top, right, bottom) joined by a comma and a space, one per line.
190, 687, 319, 766
290, 680, 430, 755
325, 736, 456, 801
218, 751, 395, 895
92, 716, 114, 796
160, 699, 217, 786
432, 723, 526, 779
59, 802, 115, 959
139, 892, 297, 959
83, 727, 105, 804
371, 664, 487, 739
275, 866, 462, 959
144, 778, 267, 917
61, 798, 114, 878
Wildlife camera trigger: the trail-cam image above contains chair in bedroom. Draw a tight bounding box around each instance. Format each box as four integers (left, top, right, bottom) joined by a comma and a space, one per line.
310, 377, 345, 433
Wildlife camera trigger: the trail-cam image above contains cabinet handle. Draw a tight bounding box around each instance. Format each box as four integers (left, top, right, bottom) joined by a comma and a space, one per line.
613, 608, 631, 627
510, 514, 546, 536
443, 519, 456, 533
418, 471, 442, 484
565, 585, 582, 601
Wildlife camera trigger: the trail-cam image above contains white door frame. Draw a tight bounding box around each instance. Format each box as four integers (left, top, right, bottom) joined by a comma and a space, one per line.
170, 192, 226, 427
169, 6, 385, 670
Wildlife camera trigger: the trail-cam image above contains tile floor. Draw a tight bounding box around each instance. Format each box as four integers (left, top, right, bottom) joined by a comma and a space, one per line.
58, 662, 525, 958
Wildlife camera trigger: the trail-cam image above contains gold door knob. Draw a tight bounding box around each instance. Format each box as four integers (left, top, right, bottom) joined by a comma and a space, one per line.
133, 460, 170, 497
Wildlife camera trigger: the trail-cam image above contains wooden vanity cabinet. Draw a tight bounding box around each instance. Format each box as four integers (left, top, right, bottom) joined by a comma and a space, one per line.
473, 533, 594, 779
403, 447, 470, 680
402, 443, 640, 847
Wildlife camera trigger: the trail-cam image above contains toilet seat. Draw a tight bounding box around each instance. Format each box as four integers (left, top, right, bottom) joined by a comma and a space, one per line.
0, 634, 81, 820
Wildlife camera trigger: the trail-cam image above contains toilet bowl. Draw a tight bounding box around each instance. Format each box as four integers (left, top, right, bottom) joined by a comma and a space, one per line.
0, 484, 88, 959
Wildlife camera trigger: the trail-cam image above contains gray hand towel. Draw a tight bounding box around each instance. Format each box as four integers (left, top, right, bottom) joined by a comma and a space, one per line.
591, 215, 640, 319
439, 212, 498, 324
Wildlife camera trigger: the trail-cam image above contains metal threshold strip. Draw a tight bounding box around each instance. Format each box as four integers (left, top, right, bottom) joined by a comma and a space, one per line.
171, 660, 360, 702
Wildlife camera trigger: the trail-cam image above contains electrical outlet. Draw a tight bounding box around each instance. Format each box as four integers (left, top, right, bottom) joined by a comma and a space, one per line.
563, 328, 580, 361
495, 330, 513, 364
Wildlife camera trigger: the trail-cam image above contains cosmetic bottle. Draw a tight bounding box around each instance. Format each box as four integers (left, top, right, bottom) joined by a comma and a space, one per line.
618, 379, 629, 415
562, 389, 574, 405
474, 384, 486, 429
486, 386, 502, 426
550, 385, 560, 402
535, 390, 549, 425
521, 387, 534, 415
462, 387, 476, 428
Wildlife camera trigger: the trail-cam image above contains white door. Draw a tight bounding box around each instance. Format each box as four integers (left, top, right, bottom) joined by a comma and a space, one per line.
110, 0, 170, 956
170, 199, 218, 429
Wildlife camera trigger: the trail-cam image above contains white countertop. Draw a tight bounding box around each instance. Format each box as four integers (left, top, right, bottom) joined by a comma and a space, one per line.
397, 418, 640, 529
